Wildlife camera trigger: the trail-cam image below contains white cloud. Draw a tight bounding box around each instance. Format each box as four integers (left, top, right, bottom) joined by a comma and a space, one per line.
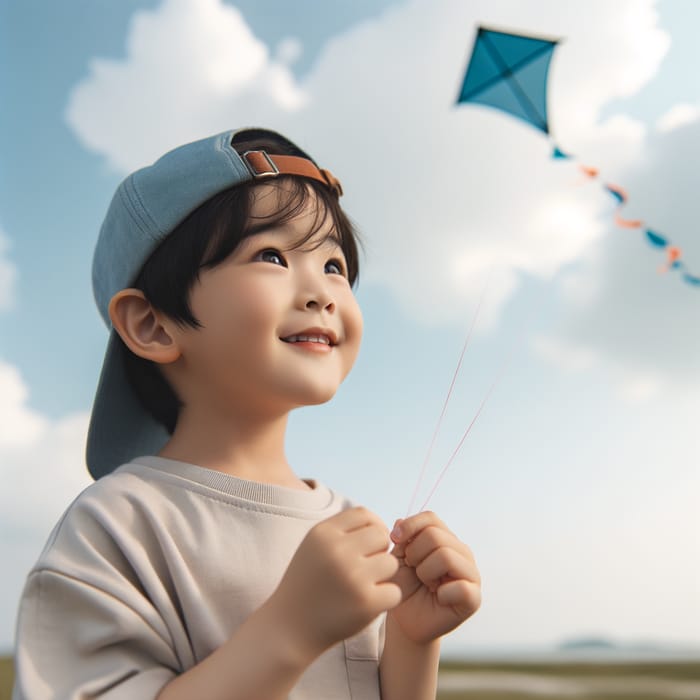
65, 0, 307, 172
0, 227, 17, 312
0, 364, 47, 447
0, 360, 91, 538
0, 360, 91, 649
531, 335, 671, 402
275, 37, 303, 66
64, 0, 698, 386
616, 372, 664, 402
656, 103, 700, 132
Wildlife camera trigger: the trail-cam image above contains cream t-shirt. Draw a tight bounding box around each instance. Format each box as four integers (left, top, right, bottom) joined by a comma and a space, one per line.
13, 457, 383, 699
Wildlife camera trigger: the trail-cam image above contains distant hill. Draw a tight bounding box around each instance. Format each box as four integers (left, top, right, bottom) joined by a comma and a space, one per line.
558, 637, 618, 651
557, 636, 700, 660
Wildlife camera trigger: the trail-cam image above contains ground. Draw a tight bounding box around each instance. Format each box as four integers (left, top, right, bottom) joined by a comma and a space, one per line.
2, 656, 699, 699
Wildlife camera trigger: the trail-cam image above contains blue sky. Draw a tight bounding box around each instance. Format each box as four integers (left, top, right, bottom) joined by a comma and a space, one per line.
1, 0, 699, 655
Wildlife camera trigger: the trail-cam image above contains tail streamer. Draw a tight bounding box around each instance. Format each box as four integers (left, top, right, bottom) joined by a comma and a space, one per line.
601, 184, 644, 228
563, 154, 699, 287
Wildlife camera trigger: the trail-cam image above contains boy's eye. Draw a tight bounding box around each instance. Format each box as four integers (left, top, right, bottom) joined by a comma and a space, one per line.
257, 249, 287, 267
325, 258, 346, 276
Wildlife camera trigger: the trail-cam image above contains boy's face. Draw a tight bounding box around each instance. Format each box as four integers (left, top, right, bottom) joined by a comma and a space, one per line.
168, 182, 363, 418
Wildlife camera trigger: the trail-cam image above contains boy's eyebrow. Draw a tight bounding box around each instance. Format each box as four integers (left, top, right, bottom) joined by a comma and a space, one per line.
243, 221, 283, 238
323, 232, 343, 248
242, 224, 344, 251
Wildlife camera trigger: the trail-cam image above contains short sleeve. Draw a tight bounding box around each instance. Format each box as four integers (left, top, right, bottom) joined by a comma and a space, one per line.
13, 569, 178, 700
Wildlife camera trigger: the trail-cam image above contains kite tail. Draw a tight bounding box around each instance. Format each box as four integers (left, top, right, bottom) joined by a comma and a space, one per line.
645, 233, 700, 281
658, 246, 682, 274
579, 166, 644, 227
648, 237, 700, 282
558, 152, 699, 287
603, 184, 644, 228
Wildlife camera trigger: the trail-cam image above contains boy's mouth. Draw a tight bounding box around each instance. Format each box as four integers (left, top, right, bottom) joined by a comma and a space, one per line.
280, 328, 338, 346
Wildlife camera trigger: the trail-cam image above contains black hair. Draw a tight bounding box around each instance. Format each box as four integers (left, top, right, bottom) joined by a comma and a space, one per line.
119, 131, 361, 433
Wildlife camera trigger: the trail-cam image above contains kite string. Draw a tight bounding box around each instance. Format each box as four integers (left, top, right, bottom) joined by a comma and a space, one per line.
405, 268, 492, 517
416, 292, 545, 513
418, 348, 513, 512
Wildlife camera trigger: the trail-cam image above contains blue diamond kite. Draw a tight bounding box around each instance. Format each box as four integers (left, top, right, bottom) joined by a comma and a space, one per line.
456, 25, 560, 135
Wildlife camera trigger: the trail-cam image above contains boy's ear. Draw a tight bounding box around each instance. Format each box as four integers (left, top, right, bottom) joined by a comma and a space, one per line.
108, 289, 181, 364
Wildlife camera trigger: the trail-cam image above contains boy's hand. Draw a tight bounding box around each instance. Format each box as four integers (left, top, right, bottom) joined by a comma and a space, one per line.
269, 507, 402, 661
388, 511, 481, 644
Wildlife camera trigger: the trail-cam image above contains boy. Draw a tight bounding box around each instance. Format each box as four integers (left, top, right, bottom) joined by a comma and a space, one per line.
13, 128, 481, 699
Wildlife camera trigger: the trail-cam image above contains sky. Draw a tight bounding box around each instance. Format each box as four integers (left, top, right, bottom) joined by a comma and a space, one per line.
1, 0, 699, 656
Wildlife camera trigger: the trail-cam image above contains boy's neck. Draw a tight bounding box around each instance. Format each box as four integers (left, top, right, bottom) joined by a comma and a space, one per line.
157, 408, 309, 490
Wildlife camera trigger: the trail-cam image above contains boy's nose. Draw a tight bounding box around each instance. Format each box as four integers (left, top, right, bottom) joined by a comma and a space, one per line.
305, 294, 335, 313
296, 266, 336, 313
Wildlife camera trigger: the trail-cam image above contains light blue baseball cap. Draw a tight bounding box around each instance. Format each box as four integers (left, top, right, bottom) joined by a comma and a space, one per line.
87, 127, 342, 479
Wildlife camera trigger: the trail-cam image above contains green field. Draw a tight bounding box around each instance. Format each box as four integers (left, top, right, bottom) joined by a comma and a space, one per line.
437, 659, 700, 699
2, 656, 699, 699
0, 658, 12, 700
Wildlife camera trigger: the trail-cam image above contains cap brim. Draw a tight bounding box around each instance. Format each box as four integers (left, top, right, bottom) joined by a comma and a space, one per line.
86, 331, 170, 479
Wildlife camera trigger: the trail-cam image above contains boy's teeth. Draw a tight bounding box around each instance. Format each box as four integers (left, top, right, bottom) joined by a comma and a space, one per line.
285, 334, 330, 344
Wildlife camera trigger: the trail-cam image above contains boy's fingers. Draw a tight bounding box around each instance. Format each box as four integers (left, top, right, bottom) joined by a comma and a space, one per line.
345, 522, 392, 556
402, 526, 470, 569
331, 506, 385, 533
390, 540, 407, 559
436, 578, 482, 612
376, 581, 404, 610
415, 547, 480, 589
366, 551, 401, 583
390, 510, 447, 544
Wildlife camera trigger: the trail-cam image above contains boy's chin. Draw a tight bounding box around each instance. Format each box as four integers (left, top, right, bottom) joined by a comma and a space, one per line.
283, 372, 350, 409
286, 383, 341, 409
297, 388, 338, 407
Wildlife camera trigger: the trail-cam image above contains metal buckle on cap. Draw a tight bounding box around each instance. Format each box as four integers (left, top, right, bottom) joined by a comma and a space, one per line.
242, 150, 280, 178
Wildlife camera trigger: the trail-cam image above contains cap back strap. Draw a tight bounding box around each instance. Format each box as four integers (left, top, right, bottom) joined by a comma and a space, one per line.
242, 150, 343, 197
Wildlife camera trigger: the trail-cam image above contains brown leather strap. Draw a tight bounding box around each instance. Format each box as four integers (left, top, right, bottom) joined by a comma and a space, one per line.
242, 150, 343, 197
